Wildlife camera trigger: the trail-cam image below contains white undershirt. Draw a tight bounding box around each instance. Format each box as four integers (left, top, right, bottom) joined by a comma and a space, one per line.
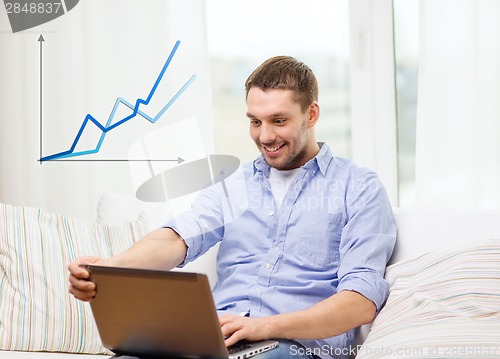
268, 167, 301, 207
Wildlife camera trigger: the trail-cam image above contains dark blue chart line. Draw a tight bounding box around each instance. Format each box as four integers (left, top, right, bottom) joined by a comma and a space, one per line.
40, 40, 196, 162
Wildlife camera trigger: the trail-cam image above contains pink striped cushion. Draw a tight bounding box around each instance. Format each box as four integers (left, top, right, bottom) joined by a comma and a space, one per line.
0, 203, 146, 354
356, 238, 500, 358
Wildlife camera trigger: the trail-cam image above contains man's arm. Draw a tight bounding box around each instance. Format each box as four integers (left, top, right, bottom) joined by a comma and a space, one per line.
220, 290, 375, 346
104, 227, 187, 270
68, 227, 187, 301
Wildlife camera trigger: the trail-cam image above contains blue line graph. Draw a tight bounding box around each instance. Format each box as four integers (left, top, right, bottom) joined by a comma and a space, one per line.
40, 40, 196, 162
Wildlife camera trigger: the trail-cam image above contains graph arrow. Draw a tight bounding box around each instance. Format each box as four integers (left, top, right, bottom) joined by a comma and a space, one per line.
45, 157, 185, 164
38, 34, 44, 164
39, 40, 195, 162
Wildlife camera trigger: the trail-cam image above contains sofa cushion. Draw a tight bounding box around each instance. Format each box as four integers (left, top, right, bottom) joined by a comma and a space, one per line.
0, 202, 146, 354
390, 208, 500, 264
96, 192, 173, 231
355, 238, 500, 358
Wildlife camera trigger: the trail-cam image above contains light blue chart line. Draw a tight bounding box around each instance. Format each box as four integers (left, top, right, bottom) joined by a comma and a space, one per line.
40, 40, 196, 162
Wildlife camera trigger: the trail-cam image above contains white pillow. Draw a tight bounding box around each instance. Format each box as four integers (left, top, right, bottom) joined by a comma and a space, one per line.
96, 192, 220, 288
0, 202, 146, 354
97, 192, 173, 231
356, 238, 500, 359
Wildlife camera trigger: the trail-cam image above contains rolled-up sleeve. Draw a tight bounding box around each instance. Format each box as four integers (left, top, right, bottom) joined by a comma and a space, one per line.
163, 183, 225, 266
336, 170, 397, 311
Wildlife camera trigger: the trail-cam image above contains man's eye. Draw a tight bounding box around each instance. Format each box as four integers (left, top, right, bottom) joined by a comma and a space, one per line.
250, 120, 261, 126
274, 119, 286, 124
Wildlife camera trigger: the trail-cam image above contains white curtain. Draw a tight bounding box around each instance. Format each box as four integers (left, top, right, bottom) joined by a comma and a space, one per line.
415, 0, 500, 210
0, 0, 212, 219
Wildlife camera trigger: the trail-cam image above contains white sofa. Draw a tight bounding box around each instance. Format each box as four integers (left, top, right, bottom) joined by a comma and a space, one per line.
1, 194, 499, 358
355, 207, 500, 358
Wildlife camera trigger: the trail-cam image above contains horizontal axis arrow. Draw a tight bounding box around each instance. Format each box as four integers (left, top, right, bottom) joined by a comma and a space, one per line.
39, 157, 185, 164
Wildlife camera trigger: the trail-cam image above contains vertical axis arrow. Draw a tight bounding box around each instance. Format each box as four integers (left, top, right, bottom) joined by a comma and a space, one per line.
38, 34, 44, 164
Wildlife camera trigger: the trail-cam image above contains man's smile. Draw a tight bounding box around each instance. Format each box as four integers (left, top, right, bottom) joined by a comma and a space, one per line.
262, 143, 285, 156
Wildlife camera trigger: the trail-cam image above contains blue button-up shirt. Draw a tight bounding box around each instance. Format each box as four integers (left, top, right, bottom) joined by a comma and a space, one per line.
166, 143, 396, 358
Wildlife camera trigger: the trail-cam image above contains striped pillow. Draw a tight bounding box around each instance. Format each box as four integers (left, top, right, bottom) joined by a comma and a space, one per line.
0, 202, 146, 354
356, 238, 500, 358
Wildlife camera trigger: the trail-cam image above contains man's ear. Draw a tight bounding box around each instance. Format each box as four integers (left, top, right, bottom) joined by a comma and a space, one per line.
307, 101, 320, 128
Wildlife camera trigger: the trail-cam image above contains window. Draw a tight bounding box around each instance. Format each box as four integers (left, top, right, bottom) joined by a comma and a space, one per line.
394, 0, 419, 206
205, 0, 352, 164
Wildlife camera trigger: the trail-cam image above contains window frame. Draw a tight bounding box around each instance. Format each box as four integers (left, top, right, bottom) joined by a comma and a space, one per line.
349, 0, 398, 206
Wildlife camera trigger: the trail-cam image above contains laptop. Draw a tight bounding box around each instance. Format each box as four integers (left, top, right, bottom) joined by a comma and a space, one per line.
84, 265, 278, 359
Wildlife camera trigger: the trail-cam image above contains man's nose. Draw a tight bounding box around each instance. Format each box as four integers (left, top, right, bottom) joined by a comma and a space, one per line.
259, 123, 276, 144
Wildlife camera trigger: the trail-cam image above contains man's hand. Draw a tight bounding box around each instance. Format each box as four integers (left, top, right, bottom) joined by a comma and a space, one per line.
68, 256, 110, 302
218, 290, 376, 346
219, 314, 273, 347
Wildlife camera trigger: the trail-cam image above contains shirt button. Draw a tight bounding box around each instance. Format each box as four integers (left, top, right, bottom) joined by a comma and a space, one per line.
265, 263, 271, 269
268, 211, 274, 216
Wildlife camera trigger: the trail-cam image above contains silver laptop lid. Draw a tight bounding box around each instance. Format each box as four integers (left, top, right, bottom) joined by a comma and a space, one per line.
86, 265, 228, 359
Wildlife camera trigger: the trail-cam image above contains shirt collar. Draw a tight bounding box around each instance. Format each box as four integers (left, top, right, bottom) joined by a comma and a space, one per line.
252, 142, 333, 176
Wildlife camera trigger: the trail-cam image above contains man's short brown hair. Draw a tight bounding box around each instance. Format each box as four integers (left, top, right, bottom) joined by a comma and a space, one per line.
245, 56, 318, 112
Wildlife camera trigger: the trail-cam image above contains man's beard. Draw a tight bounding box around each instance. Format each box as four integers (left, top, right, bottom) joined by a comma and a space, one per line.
259, 138, 309, 170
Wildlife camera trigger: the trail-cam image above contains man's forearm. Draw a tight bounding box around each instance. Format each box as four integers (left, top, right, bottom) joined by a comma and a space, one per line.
265, 290, 376, 340
107, 227, 187, 271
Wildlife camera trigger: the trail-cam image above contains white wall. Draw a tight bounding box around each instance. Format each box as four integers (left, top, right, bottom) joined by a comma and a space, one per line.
0, 0, 212, 219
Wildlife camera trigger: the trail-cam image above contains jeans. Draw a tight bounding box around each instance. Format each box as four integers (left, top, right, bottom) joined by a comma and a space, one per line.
252, 339, 322, 359
113, 340, 323, 359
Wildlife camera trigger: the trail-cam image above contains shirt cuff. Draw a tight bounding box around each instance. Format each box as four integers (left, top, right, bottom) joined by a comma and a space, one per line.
336, 273, 390, 312
163, 218, 203, 267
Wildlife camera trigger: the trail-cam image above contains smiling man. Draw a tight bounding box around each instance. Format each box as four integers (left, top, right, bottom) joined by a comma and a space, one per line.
246, 84, 320, 171
69, 56, 396, 359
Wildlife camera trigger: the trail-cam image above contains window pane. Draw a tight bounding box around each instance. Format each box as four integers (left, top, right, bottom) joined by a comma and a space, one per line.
206, 0, 351, 164
394, 0, 419, 206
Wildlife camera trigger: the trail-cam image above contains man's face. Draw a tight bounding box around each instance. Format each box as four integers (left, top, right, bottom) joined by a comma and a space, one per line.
246, 87, 319, 170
